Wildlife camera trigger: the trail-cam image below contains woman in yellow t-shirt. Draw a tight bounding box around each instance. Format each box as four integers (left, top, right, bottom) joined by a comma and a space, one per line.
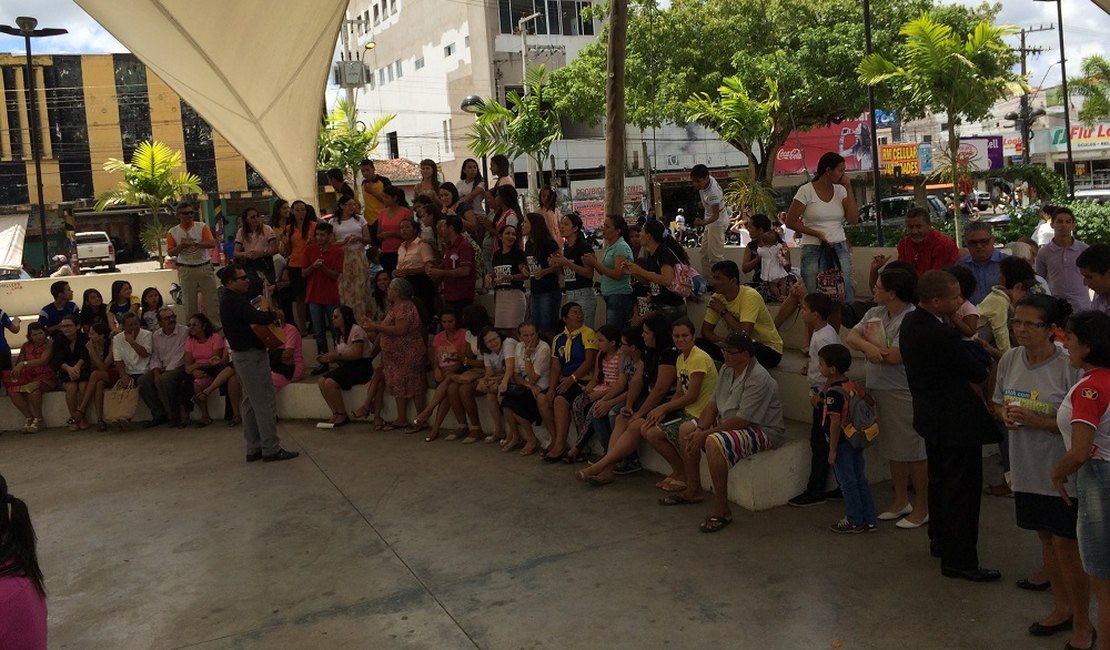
640, 318, 718, 491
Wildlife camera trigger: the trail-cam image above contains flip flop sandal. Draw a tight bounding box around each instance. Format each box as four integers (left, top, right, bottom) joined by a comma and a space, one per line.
658, 494, 704, 506
699, 516, 733, 533
587, 475, 615, 487
378, 422, 401, 432
661, 479, 688, 493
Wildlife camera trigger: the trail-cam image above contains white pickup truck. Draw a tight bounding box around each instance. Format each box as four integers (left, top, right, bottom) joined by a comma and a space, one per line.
75, 231, 116, 271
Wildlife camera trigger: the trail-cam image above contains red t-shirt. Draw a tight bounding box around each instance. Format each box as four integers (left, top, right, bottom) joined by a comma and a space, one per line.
897, 228, 959, 277
302, 243, 344, 305
440, 235, 475, 302
378, 207, 412, 254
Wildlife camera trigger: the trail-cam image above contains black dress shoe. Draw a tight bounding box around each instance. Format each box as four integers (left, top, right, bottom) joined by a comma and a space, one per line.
930, 541, 941, 558
1065, 630, 1097, 650
245, 451, 263, 463
1016, 578, 1051, 592
941, 566, 1002, 582
1028, 617, 1072, 637
144, 417, 168, 429
263, 448, 300, 462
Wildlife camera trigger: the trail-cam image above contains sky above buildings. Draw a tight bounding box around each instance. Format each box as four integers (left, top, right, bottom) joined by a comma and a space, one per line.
1, 0, 1107, 103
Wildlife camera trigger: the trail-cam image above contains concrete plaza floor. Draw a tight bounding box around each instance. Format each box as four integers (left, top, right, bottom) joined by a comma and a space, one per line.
0, 419, 1078, 649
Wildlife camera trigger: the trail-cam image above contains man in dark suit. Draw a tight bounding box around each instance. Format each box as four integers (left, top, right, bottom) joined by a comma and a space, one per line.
900, 270, 1000, 582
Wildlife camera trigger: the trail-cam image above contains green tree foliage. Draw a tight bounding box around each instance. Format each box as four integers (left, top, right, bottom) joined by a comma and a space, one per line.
1072, 54, 1110, 126
859, 13, 1022, 245
94, 140, 202, 265
549, 0, 941, 179
467, 64, 563, 186
318, 98, 395, 180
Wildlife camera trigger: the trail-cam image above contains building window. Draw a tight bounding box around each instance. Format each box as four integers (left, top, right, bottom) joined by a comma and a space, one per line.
444, 43, 456, 57
562, 1, 593, 36
390, 0, 397, 14
387, 65, 394, 82
373, 5, 380, 23
443, 119, 452, 153
395, 61, 402, 78
415, 57, 424, 70
387, 131, 399, 159
379, 68, 386, 85
464, 35, 470, 48
922, 135, 932, 143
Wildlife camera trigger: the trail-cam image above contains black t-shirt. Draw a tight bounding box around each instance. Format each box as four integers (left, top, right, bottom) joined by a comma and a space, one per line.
643, 345, 680, 401
641, 246, 685, 306
52, 331, 89, 369
745, 240, 763, 284
491, 247, 527, 291
526, 238, 560, 293
562, 237, 593, 291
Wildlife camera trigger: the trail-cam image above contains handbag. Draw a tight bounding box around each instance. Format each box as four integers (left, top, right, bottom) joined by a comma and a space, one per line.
103, 386, 140, 423
815, 243, 846, 302
667, 262, 702, 298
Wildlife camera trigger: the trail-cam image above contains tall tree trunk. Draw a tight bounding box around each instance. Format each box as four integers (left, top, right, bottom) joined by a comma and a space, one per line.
948, 120, 962, 248
604, 0, 629, 217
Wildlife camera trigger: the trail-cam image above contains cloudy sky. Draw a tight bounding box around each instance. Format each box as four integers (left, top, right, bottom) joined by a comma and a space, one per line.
0, 0, 1107, 93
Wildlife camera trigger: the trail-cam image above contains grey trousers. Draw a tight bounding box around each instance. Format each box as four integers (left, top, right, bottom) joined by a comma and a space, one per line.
230, 349, 280, 455
177, 263, 221, 328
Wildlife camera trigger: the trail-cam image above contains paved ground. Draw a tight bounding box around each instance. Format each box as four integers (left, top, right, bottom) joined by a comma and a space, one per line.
0, 419, 1083, 649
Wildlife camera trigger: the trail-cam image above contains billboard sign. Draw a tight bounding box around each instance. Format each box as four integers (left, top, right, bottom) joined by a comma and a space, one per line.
879, 143, 920, 176
775, 117, 875, 176
959, 136, 1004, 171
570, 178, 647, 229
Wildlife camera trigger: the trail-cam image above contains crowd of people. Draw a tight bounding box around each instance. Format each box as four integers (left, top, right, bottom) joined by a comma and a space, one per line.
4, 151, 1110, 648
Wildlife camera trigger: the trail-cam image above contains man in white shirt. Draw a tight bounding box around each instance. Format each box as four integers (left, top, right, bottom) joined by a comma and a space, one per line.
113, 312, 153, 386
138, 307, 190, 427
691, 164, 730, 273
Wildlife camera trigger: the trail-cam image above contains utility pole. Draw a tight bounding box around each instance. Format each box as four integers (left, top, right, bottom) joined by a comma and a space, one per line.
604, 0, 629, 218
1010, 25, 1052, 165
862, 0, 884, 245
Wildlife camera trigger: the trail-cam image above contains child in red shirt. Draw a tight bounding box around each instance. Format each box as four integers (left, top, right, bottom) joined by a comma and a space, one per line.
302, 221, 344, 374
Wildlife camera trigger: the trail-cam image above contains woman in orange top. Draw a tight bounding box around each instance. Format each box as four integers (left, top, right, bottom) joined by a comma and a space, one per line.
282, 199, 317, 334
378, 186, 412, 275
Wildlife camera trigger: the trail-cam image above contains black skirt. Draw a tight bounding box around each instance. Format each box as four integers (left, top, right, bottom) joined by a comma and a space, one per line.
501, 386, 542, 424
324, 358, 373, 390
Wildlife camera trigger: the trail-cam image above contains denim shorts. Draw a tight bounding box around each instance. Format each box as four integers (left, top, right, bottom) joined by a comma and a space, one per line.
1077, 459, 1110, 579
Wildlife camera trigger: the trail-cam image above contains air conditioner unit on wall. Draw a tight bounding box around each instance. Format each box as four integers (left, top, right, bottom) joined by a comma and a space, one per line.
333, 61, 370, 87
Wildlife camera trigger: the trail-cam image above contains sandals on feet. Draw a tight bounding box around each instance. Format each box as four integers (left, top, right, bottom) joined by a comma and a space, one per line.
659, 493, 704, 506
195, 417, 213, 428
699, 515, 733, 533
96, 420, 108, 432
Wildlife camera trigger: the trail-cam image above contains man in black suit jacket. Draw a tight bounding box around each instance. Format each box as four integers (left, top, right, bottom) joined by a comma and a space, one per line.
900, 270, 1001, 582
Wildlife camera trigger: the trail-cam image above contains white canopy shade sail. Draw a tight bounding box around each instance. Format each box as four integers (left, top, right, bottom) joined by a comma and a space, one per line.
74, 0, 346, 204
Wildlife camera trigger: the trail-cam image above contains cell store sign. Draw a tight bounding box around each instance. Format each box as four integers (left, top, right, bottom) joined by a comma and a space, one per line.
879, 143, 921, 176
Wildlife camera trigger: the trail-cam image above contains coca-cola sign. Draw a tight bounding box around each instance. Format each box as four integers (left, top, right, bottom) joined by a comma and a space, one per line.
774, 116, 874, 176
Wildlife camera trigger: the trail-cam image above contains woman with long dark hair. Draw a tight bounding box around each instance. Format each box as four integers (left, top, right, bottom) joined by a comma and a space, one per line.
282, 199, 317, 334
108, 280, 138, 322
414, 158, 442, 206
317, 305, 373, 427
784, 151, 859, 300
0, 473, 47, 648
52, 314, 91, 431
184, 313, 241, 427
332, 195, 371, 318
538, 186, 562, 252
552, 212, 598, 328
623, 220, 689, 322
234, 206, 277, 296
138, 287, 163, 332
79, 288, 115, 333
80, 322, 116, 431
6, 323, 55, 434
488, 223, 528, 333
457, 157, 486, 209
523, 212, 561, 336
378, 185, 411, 274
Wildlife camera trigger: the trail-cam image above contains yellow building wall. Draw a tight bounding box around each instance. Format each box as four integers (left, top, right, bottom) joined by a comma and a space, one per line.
146, 71, 186, 155
212, 130, 248, 192
26, 160, 62, 204
81, 55, 125, 197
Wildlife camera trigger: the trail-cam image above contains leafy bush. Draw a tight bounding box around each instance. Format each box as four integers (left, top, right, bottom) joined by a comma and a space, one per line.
988, 207, 1042, 244
846, 224, 906, 248
1068, 201, 1110, 244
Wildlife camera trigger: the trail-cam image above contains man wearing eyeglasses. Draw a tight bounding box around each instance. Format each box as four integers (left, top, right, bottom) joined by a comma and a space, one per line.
139, 306, 190, 428
166, 201, 221, 328
958, 222, 1008, 304
217, 265, 298, 462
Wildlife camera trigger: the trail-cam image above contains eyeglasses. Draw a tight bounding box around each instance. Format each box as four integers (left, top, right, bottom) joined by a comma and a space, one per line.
966, 238, 992, 246
161, 315, 176, 321
1012, 319, 1048, 329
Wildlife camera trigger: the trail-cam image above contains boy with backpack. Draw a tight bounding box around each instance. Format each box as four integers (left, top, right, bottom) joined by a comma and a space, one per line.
818, 343, 879, 534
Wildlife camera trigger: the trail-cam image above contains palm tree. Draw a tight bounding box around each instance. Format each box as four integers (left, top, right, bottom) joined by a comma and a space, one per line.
686, 76, 780, 215
467, 64, 563, 194
95, 140, 202, 265
317, 98, 395, 181
1073, 54, 1110, 126
858, 14, 1022, 246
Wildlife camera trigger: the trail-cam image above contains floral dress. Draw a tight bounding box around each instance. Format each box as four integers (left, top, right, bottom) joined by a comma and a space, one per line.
380, 300, 427, 399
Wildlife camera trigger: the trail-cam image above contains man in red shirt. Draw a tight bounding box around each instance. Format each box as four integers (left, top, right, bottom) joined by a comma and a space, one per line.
428, 216, 475, 313
895, 207, 959, 277
302, 221, 344, 375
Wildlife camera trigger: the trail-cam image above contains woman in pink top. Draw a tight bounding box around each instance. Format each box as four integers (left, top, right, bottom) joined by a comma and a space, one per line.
566, 324, 623, 462
411, 309, 467, 441
393, 218, 436, 324
270, 310, 304, 392
233, 206, 277, 295
184, 314, 241, 426
0, 473, 48, 650
377, 186, 412, 274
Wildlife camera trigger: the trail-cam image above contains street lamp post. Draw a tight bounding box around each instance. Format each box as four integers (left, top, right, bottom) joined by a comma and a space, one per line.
460, 95, 491, 188
519, 11, 542, 203
1034, 0, 1075, 198
0, 16, 67, 273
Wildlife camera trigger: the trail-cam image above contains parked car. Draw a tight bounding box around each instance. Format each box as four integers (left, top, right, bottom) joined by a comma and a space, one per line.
1074, 189, 1110, 204
0, 268, 31, 282
858, 195, 948, 226
973, 190, 992, 210
75, 231, 116, 271
110, 236, 132, 263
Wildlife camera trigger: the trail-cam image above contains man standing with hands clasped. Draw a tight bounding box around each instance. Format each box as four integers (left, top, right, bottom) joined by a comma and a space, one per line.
217, 266, 298, 463
900, 270, 999, 582
166, 201, 221, 328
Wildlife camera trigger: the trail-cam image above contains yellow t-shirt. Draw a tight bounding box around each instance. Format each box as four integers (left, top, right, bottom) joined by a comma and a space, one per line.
361, 179, 386, 225
702, 285, 784, 354
676, 346, 718, 419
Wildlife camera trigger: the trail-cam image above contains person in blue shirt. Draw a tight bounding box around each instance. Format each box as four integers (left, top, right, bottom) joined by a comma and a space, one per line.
38, 280, 79, 334
958, 223, 1008, 305
0, 305, 21, 373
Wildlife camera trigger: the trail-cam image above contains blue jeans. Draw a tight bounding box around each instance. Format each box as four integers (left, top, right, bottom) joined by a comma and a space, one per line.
564, 287, 597, 329
531, 290, 562, 336
591, 401, 625, 450
603, 293, 634, 329
833, 438, 876, 526
800, 241, 854, 301
308, 303, 337, 356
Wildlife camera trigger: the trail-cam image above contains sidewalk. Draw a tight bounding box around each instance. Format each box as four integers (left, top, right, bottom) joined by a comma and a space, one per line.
1, 419, 1067, 649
